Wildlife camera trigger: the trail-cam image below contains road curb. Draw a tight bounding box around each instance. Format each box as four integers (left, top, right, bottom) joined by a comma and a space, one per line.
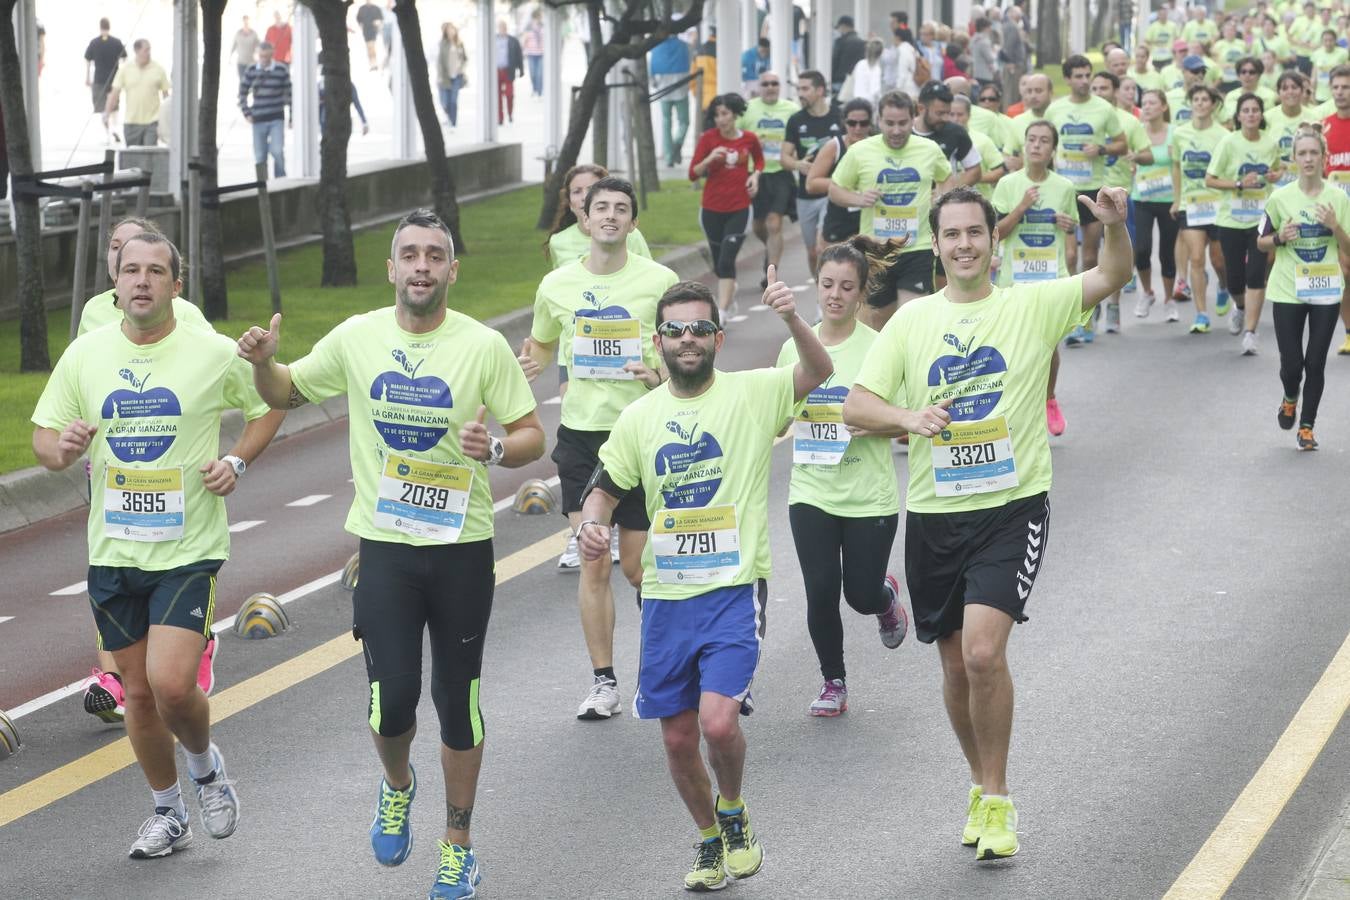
1300, 799, 1350, 900
1, 241, 710, 536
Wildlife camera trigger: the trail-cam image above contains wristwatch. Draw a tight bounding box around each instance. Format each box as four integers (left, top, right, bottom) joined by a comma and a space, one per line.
222, 455, 246, 478
486, 435, 505, 467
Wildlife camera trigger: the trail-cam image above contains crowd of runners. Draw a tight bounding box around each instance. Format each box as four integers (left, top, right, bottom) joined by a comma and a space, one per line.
23, 5, 1350, 897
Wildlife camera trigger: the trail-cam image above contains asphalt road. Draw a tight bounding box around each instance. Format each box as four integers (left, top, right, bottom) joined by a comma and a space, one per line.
1, 234, 1347, 899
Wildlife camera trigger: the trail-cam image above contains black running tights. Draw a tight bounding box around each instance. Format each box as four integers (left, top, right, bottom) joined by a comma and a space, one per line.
788, 503, 898, 682
1133, 200, 1178, 280
1273, 302, 1341, 427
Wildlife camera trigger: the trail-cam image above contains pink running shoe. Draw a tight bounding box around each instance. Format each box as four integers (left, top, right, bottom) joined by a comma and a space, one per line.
878, 574, 908, 649
1046, 398, 1067, 436
198, 637, 218, 696
809, 679, 848, 717
83, 668, 125, 724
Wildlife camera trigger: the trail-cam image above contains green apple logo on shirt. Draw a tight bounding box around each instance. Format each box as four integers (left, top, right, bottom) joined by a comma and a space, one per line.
369, 348, 453, 452
102, 368, 182, 462
655, 418, 724, 508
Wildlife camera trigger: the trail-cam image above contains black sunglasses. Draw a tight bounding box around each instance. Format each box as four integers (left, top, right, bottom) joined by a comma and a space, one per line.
979, 95, 1000, 102
657, 319, 721, 338
844, 118, 871, 127
1239, 68, 1258, 74
760, 81, 780, 87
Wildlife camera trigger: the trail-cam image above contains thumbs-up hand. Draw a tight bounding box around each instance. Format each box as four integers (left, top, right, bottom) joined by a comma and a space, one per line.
238, 313, 282, 365
761, 264, 796, 322
517, 338, 541, 382
459, 404, 493, 462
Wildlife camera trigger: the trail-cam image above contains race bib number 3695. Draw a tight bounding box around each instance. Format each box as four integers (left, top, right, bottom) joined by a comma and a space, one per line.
104, 466, 185, 542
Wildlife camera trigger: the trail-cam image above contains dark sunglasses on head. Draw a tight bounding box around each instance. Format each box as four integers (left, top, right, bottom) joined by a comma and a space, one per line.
657, 319, 721, 338
845, 118, 871, 127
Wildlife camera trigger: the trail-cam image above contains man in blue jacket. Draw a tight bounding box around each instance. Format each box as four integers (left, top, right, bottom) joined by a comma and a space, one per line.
651, 34, 692, 166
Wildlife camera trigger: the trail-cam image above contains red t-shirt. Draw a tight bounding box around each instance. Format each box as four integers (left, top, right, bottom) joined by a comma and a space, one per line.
689, 128, 765, 213
1005, 101, 1026, 117
1323, 112, 1350, 173
266, 24, 293, 64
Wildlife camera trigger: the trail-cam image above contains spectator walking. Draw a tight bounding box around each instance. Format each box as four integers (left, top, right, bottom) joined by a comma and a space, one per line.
265, 11, 293, 65
831, 15, 866, 96
1001, 6, 1028, 104
918, 22, 946, 85
356, 0, 383, 71
496, 20, 524, 125
651, 33, 693, 166
230, 16, 260, 82
849, 39, 886, 105
742, 37, 771, 92
437, 23, 468, 129
240, 42, 292, 179
970, 18, 999, 89
319, 76, 370, 136
882, 25, 920, 96
85, 17, 127, 145
106, 40, 170, 147
693, 32, 718, 126
522, 10, 545, 98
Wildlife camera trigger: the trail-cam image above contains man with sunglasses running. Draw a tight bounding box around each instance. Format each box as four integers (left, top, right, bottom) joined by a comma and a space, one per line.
576, 273, 832, 891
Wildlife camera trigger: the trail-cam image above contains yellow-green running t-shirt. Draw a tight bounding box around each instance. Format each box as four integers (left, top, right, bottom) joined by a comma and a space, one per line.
548, 223, 652, 270
853, 277, 1091, 513
530, 253, 679, 431
289, 307, 537, 545
967, 128, 1005, 200
1045, 95, 1125, 190
738, 97, 802, 173
31, 323, 269, 569
78, 289, 211, 337
990, 168, 1080, 288
1171, 120, 1228, 202
1205, 128, 1283, 228
599, 367, 796, 599
1103, 110, 1150, 191
1262, 180, 1350, 304
830, 133, 952, 253
775, 323, 900, 517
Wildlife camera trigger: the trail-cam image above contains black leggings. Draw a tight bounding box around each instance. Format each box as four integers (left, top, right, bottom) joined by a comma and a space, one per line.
1273, 303, 1341, 427
700, 207, 750, 279
1134, 200, 1178, 280
1218, 226, 1268, 297
788, 503, 899, 682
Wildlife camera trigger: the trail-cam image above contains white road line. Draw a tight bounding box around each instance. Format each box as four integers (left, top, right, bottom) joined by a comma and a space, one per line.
12, 481, 558, 721
0, 617, 13, 625
790, 283, 811, 292
750, 304, 770, 312
729, 314, 749, 323
543, 396, 561, 405
228, 520, 265, 533
49, 581, 87, 597
286, 494, 331, 507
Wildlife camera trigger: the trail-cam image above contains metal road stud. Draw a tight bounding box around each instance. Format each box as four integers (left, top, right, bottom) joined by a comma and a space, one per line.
0, 709, 20, 759
513, 478, 557, 515
341, 552, 360, 590
234, 592, 291, 640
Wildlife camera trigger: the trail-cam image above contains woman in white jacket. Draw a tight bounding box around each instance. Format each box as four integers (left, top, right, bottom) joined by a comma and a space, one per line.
849, 39, 886, 104
883, 33, 920, 96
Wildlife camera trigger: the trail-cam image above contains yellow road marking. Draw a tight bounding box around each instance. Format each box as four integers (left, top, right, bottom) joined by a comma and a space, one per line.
0, 528, 570, 830
1164, 629, 1350, 898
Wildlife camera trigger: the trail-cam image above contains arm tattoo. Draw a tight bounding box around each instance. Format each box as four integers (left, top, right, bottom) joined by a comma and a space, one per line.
286, 384, 310, 409
446, 802, 473, 831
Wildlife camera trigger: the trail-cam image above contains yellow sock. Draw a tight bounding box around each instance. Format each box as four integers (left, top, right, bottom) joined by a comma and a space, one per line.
698, 823, 720, 842
716, 795, 744, 815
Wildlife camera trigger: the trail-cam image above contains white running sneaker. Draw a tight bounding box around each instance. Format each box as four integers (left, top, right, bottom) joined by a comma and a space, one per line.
1164, 299, 1179, 322
1229, 311, 1244, 335
1134, 292, 1154, 318
129, 810, 192, 859
1104, 303, 1121, 333
193, 743, 239, 839
1241, 330, 1259, 355
610, 527, 621, 564
576, 676, 622, 720
557, 533, 580, 570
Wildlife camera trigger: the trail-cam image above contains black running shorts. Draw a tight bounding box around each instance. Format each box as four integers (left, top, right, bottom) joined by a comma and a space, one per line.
552, 423, 650, 530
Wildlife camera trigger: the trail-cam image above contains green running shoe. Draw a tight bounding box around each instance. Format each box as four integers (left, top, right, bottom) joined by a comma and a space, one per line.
976, 796, 1020, 860
961, 785, 983, 846
683, 838, 726, 892
716, 799, 763, 879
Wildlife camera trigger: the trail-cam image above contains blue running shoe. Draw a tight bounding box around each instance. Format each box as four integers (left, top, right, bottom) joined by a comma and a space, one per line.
1216, 289, 1231, 316
1064, 326, 1087, 346
429, 842, 481, 899
1189, 313, 1211, 334
370, 765, 416, 866
1081, 326, 1095, 344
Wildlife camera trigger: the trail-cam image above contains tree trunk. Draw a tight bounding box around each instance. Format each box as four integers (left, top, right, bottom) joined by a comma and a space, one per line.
198, 0, 229, 319
391, 0, 465, 253
1089, 0, 1115, 49
589, 1, 608, 168
631, 46, 659, 199
300, 0, 358, 285
0, 0, 48, 371
537, 0, 704, 229
1037, 0, 1063, 69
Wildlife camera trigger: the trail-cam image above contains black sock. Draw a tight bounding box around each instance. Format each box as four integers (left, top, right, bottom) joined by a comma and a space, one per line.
594, 667, 616, 684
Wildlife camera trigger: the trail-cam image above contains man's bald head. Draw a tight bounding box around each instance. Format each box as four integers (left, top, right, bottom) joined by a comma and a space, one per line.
944, 76, 971, 97
1106, 47, 1129, 77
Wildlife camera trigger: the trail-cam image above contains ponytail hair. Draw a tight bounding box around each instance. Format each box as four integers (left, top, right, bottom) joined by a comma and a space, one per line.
818, 235, 909, 300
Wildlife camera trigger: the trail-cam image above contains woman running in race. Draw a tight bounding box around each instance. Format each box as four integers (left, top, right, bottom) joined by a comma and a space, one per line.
689, 92, 764, 316
1264, 71, 1312, 190
807, 98, 874, 249
1170, 84, 1228, 334
1256, 123, 1350, 450
545, 163, 653, 268
991, 119, 1078, 436
1205, 91, 1283, 353
777, 237, 909, 717
1133, 89, 1180, 320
